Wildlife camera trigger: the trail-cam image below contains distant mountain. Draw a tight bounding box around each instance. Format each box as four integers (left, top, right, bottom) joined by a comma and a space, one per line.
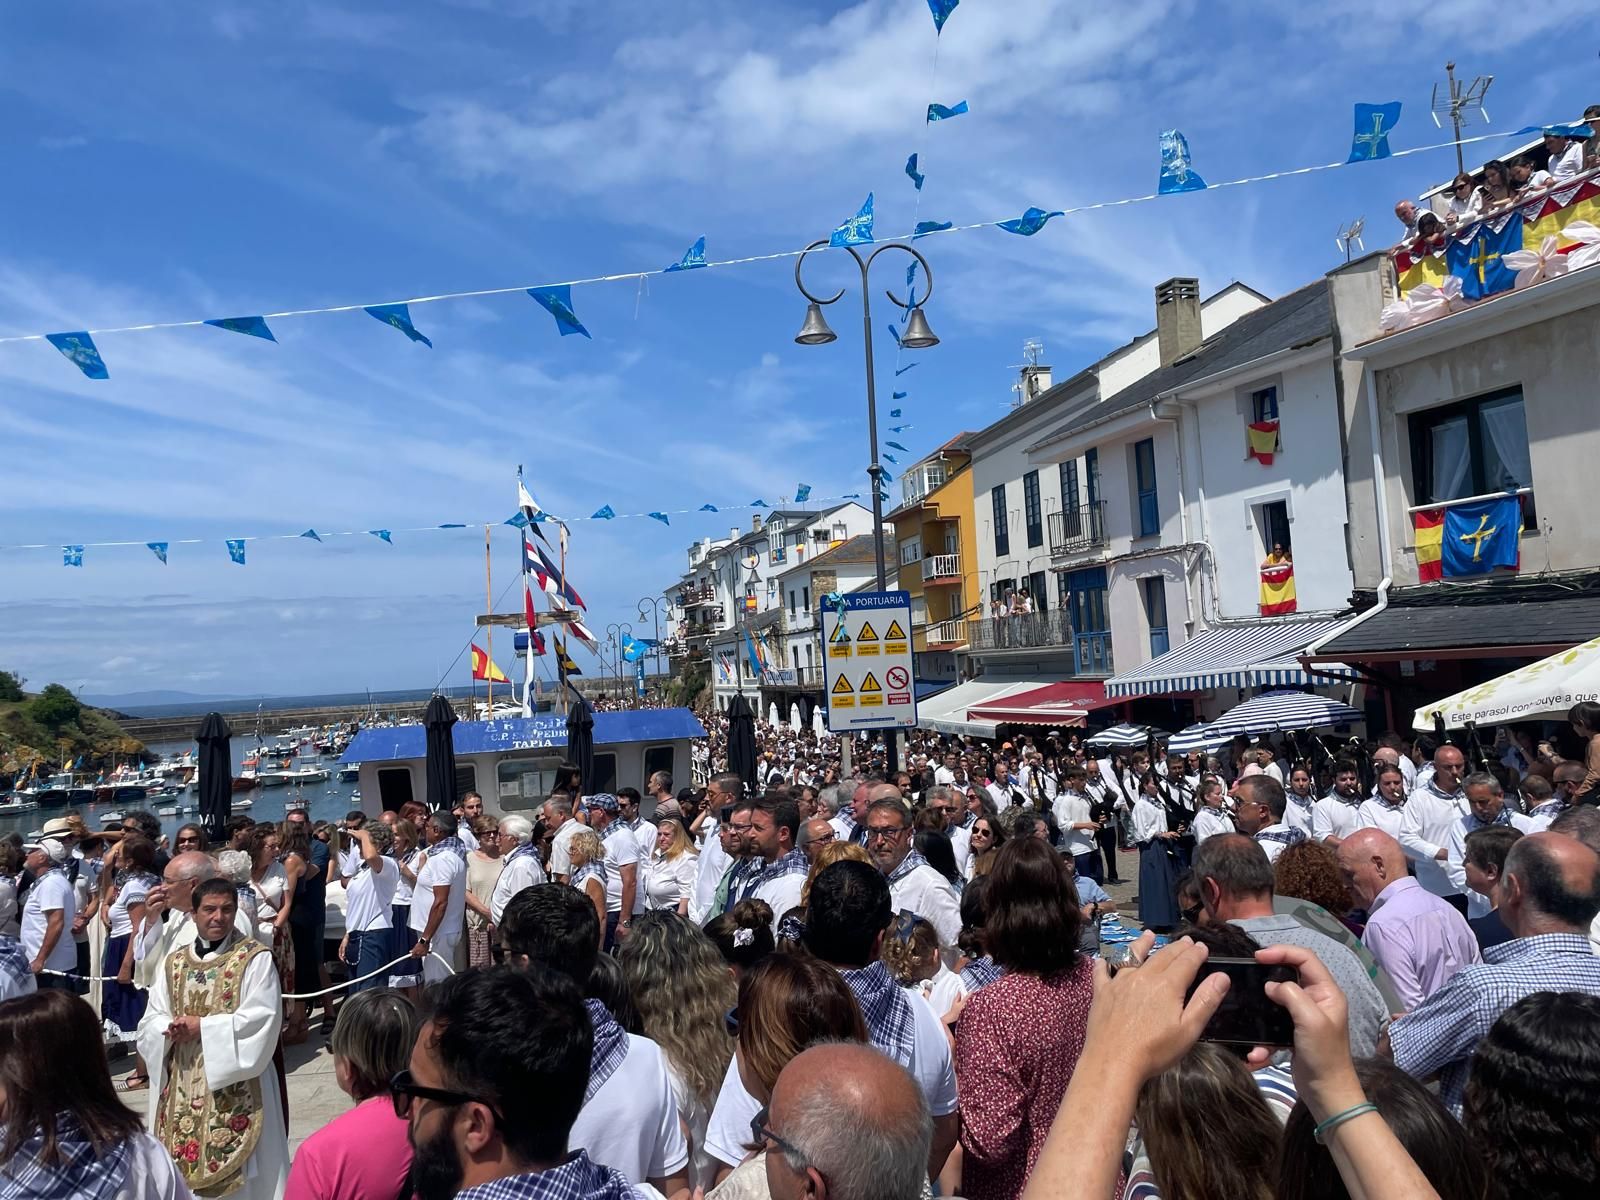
80, 689, 258, 709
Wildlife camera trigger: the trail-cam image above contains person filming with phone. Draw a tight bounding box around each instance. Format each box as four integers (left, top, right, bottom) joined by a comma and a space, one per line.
1191, 834, 1390, 1056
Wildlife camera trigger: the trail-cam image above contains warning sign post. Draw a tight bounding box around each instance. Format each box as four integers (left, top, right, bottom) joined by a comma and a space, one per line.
822, 591, 918, 733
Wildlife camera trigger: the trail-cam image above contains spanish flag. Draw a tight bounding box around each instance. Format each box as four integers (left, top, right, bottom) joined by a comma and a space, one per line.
471, 644, 510, 683
1259, 564, 1298, 616
1414, 509, 1444, 582
1246, 420, 1280, 466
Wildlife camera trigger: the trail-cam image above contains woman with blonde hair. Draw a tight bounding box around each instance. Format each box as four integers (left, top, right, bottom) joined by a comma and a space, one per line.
566, 826, 608, 949
799, 840, 871, 907
463, 814, 504, 968
618, 911, 738, 1192
642, 817, 698, 915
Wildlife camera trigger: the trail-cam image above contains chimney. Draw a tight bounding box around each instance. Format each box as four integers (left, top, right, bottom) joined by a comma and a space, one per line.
1020, 363, 1052, 402
1155, 277, 1202, 366
752, 515, 762, 533
729, 527, 739, 542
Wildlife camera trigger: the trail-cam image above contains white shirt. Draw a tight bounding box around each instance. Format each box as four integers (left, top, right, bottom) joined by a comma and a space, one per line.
408, 848, 467, 942
987, 779, 1027, 811
689, 826, 731, 925
948, 822, 973, 876
491, 848, 547, 924
1283, 793, 1316, 838
1445, 812, 1537, 916
394, 848, 425, 906
933, 766, 958, 786
911, 963, 965, 1021
1192, 806, 1234, 844
599, 825, 640, 915
1550, 140, 1585, 181
569, 1032, 690, 1184
1132, 795, 1168, 843
1052, 792, 1097, 857
1357, 796, 1407, 839
1448, 189, 1486, 224
888, 861, 961, 947
108, 875, 155, 939
458, 824, 480, 852
1313, 793, 1364, 844
116, 1132, 193, 1200
547, 821, 581, 878
643, 850, 699, 912
345, 856, 399, 932
22, 870, 76, 971
1252, 825, 1297, 865
1399, 784, 1471, 897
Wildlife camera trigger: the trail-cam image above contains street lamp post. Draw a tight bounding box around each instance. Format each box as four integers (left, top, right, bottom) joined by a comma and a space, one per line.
637, 595, 669, 693
793, 240, 939, 591
604, 622, 632, 702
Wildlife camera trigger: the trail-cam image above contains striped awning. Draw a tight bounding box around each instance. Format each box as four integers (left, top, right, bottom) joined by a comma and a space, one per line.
1104, 618, 1354, 698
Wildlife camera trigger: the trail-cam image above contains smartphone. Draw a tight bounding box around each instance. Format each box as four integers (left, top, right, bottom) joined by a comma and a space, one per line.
1185, 956, 1298, 1047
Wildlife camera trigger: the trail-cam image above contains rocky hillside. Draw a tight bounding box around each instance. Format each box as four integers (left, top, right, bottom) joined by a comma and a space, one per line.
0, 671, 147, 779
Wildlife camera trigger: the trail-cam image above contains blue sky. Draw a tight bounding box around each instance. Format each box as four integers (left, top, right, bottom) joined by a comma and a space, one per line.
0, 0, 1591, 699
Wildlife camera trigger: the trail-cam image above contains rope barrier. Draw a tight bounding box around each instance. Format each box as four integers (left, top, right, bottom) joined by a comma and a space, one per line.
37, 948, 456, 1001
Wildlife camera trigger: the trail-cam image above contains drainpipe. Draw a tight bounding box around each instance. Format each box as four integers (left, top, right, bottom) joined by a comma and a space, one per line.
1301, 367, 1393, 699
1149, 399, 1198, 633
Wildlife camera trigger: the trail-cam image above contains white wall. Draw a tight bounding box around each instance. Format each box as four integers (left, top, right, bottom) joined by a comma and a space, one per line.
1109, 552, 1190, 672
1093, 285, 1269, 410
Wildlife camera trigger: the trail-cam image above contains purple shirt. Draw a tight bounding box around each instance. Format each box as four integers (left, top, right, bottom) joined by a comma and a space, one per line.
1361, 876, 1481, 1012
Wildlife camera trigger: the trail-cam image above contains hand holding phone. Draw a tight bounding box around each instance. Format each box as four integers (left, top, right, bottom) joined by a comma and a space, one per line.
1185, 957, 1298, 1047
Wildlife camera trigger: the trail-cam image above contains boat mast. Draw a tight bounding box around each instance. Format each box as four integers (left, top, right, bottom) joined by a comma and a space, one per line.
484, 524, 494, 714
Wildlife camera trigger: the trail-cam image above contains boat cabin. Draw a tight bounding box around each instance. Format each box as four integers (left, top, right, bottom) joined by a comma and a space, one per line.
339, 708, 706, 817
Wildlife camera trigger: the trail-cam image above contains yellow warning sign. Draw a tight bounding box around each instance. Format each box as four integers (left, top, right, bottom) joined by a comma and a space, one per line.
828, 641, 852, 659
856, 620, 879, 641
829, 623, 851, 643
832, 675, 855, 694
859, 671, 882, 693
859, 694, 883, 707
883, 619, 907, 640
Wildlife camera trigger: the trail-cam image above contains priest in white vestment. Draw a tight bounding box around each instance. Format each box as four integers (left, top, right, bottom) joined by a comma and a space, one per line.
133, 852, 261, 991
137, 878, 287, 1200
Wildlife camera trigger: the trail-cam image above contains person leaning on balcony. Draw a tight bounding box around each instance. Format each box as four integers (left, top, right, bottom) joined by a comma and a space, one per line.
1413, 212, 1449, 256
1546, 129, 1586, 181
1393, 198, 1423, 242
1445, 172, 1486, 227
1481, 158, 1515, 207
1508, 154, 1553, 195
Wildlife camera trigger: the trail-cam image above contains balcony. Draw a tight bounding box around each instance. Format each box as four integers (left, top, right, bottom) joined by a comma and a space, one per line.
764, 664, 825, 687
675, 585, 719, 608
926, 618, 968, 648
967, 610, 1075, 652
1048, 502, 1108, 557
922, 553, 961, 583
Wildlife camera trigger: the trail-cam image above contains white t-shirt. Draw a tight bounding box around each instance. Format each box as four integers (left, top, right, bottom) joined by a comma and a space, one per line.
600, 826, 640, 915
345, 857, 399, 932
888, 862, 961, 948
1052, 792, 1097, 857
643, 851, 699, 912
1313, 795, 1363, 844
911, 963, 965, 1022
1550, 140, 1586, 181
22, 870, 76, 971
408, 849, 467, 943
108, 875, 155, 939
490, 850, 548, 925
569, 1033, 690, 1184
394, 848, 426, 907
549, 821, 582, 878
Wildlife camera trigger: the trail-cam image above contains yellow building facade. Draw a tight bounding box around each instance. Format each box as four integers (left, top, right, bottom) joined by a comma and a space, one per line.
889, 435, 982, 658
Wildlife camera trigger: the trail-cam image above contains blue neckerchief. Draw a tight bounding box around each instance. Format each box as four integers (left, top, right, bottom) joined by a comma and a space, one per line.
840, 961, 917, 1068
1253, 826, 1306, 846
428, 836, 468, 860
584, 998, 630, 1102
959, 955, 1005, 992
886, 848, 930, 886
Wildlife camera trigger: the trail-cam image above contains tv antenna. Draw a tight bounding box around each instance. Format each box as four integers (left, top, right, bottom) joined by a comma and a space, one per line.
1007, 339, 1047, 409
1431, 62, 1493, 174
1336, 217, 1366, 263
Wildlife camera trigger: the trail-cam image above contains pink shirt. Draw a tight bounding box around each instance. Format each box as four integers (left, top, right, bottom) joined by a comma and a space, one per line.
285, 1095, 412, 1200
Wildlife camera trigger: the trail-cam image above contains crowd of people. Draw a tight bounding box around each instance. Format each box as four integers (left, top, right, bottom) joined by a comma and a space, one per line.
4, 701, 1600, 1198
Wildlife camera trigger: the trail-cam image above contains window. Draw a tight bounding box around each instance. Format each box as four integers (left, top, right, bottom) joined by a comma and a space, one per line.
1409, 387, 1533, 520
1059, 458, 1080, 525
496, 756, 561, 811
643, 746, 674, 792
591, 753, 618, 796
788, 589, 797, 615
831, 522, 848, 542
1258, 500, 1292, 558
991, 485, 1010, 556
989, 578, 1017, 609
802, 585, 810, 610
925, 463, 946, 491
1028, 570, 1049, 613
1023, 470, 1043, 548
1251, 385, 1279, 423
1065, 567, 1108, 633
813, 528, 829, 543
1142, 576, 1169, 657
453, 764, 477, 802
912, 594, 929, 626
1085, 447, 1100, 504
1133, 438, 1159, 537
377, 767, 414, 812
900, 537, 922, 565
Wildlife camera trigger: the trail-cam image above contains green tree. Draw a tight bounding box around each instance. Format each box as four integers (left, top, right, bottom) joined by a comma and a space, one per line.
0, 671, 23, 702
29, 683, 81, 731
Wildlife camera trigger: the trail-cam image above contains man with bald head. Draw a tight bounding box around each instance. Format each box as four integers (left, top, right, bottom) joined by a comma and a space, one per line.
798, 817, 837, 864
1338, 828, 1479, 1011
762, 1043, 932, 1200
1399, 744, 1471, 913
830, 781, 872, 845
132, 851, 258, 988
1388, 831, 1600, 1115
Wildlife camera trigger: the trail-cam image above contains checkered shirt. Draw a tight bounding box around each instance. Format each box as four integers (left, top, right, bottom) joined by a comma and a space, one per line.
0, 1114, 131, 1200
738, 848, 808, 904
1388, 933, 1600, 1115
584, 998, 631, 1103
840, 960, 918, 1068
456, 1150, 646, 1200
959, 955, 1005, 993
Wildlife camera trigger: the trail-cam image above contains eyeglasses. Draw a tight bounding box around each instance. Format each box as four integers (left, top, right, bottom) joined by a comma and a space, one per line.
389, 1069, 506, 1126
175, 836, 201, 846
751, 1106, 806, 1164
864, 824, 906, 841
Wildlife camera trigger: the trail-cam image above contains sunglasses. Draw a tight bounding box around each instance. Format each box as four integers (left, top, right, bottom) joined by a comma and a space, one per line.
389, 1069, 506, 1127
751, 1106, 806, 1163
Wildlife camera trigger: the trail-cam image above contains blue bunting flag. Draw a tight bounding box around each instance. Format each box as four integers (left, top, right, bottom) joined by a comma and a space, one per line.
364, 303, 433, 348
890, 425, 913, 433
879, 468, 894, 483
1159, 129, 1207, 194
1348, 102, 1401, 163
892, 391, 907, 400
205, 316, 277, 342
45, 332, 109, 379
648, 511, 670, 526
699, 503, 719, 512
830, 194, 875, 247
890, 408, 902, 418
751, 499, 769, 508
1512, 123, 1593, 138
844, 493, 861, 499
665, 236, 707, 272
905, 154, 925, 191
146, 542, 168, 564
895, 363, 917, 376
912, 220, 952, 239
886, 441, 908, 452
438, 523, 466, 529
927, 101, 969, 122
505, 511, 530, 528
887, 323, 901, 347
226, 539, 246, 565
883, 453, 898, 464
795, 484, 812, 503
998, 207, 1065, 236
369, 529, 393, 544
62, 545, 84, 567
300, 528, 322, 542
592, 504, 616, 520
526, 286, 592, 339
928, 0, 959, 31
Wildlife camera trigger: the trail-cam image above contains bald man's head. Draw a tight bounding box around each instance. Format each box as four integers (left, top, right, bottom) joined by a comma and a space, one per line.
1501, 832, 1600, 936
865, 782, 904, 806
1372, 746, 1400, 769
764, 1043, 930, 1200
1336, 828, 1407, 910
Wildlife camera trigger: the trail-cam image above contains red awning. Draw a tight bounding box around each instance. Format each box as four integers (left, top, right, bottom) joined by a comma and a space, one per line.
966, 680, 1117, 727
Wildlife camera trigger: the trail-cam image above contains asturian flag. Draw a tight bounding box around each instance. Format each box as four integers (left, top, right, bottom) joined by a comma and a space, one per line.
471, 645, 510, 683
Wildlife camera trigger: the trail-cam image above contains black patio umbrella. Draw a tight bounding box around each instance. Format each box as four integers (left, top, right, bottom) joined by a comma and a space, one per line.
195, 711, 233, 844
726, 692, 758, 798
423, 694, 460, 813
566, 694, 596, 795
